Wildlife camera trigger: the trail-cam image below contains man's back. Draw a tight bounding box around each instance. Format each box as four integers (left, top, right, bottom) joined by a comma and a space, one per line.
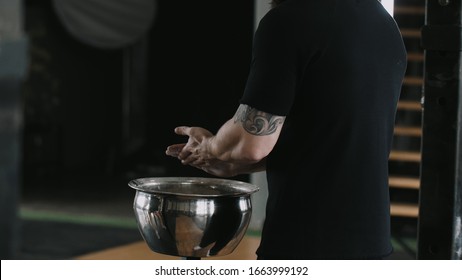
241, 0, 407, 259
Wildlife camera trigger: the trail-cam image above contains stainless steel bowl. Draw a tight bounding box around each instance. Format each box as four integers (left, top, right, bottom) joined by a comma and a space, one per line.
129, 177, 259, 258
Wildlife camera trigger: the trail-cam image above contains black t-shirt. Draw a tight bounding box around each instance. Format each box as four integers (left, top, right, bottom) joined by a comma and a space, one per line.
240, 0, 407, 259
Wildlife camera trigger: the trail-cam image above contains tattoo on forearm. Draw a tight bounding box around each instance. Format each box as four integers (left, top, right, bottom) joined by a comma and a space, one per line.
234, 105, 284, 136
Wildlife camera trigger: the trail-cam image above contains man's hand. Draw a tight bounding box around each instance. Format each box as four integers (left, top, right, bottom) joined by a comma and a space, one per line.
165, 126, 236, 176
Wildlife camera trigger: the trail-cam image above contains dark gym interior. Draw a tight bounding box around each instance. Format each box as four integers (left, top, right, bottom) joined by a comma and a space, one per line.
1, 0, 461, 261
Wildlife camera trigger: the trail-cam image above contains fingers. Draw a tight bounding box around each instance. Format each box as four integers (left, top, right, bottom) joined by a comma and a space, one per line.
165, 143, 186, 157
174, 126, 190, 136
167, 127, 192, 158
168, 126, 211, 168
178, 147, 198, 164
166, 143, 194, 162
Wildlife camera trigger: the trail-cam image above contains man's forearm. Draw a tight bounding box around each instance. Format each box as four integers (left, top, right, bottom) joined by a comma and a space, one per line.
201, 158, 267, 178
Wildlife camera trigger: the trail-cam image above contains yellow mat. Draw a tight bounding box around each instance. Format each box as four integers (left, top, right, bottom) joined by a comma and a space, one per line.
76, 235, 260, 260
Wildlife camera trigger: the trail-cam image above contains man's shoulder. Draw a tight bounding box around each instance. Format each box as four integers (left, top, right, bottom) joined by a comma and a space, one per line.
260, 0, 335, 27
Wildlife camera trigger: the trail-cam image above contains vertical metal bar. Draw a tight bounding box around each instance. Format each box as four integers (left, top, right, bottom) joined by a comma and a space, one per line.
122, 47, 131, 150
418, 0, 462, 260
0, 77, 23, 259
0, 0, 27, 259
453, 34, 462, 260
122, 36, 149, 156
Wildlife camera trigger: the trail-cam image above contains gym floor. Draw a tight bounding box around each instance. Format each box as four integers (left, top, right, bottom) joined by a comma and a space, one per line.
14, 176, 417, 260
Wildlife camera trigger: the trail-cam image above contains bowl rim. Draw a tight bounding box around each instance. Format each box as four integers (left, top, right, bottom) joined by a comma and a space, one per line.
128, 176, 260, 198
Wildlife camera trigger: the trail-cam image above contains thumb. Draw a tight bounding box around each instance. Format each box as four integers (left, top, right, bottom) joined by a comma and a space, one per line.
174, 126, 191, 136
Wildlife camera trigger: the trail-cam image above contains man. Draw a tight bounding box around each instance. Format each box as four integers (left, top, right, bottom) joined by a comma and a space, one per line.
166, 0, 407, 259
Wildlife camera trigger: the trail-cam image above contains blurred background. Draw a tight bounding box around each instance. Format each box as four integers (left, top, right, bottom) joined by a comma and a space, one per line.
2, 0, 254, 259
2, 0, 459, 260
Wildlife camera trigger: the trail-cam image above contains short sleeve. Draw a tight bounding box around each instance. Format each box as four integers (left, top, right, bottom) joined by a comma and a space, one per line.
240, 8, 301, 116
